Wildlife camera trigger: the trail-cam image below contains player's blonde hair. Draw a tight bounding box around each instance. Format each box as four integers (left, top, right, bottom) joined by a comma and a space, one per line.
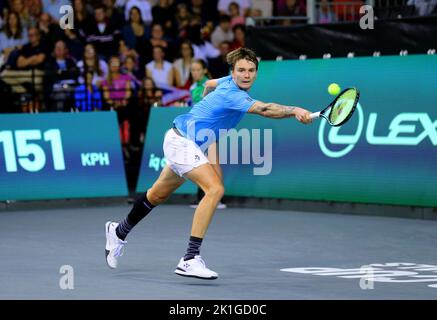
226, 47, 258, 71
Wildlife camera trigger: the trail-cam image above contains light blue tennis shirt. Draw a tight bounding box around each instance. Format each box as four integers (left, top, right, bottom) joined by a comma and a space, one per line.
173, 75, 256, 152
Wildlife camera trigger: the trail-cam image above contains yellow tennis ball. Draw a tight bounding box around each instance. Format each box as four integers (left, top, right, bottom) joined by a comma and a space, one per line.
328, 83, 341, 95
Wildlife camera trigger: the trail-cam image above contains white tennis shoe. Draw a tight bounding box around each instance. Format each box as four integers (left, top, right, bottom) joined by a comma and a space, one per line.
105, 221, 127, 269
174, 256, 218, 280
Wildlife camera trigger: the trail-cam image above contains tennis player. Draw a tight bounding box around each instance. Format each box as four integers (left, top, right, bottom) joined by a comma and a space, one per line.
105, 48, 312, 279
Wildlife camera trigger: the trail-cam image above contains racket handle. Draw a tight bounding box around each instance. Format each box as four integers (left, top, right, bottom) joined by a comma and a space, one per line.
310, 112, 321, 119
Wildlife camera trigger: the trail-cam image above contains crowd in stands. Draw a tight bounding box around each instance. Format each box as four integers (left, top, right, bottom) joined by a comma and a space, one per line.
0, 0, 435, 152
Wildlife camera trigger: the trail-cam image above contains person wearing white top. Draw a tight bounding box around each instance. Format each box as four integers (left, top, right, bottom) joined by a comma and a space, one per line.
145, 46, 174, 87
210, 15, 234, 48
173, 40, 194, 87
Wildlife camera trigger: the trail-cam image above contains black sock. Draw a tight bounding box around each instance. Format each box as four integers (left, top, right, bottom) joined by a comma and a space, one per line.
184, 236, 203, 261
116, 193, 155, 240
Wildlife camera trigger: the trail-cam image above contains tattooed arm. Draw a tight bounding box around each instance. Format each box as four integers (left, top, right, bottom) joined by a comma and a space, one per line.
248, 101, 313, 124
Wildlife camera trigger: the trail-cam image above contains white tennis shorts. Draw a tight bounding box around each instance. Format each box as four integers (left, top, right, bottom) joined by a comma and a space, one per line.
163, 128, 209, 177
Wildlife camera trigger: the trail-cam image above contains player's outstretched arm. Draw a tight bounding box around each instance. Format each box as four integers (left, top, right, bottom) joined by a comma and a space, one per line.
248, 101, 312, 124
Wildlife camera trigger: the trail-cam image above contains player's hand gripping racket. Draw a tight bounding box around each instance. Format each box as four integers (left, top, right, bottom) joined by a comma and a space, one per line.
310, 88, 360, 126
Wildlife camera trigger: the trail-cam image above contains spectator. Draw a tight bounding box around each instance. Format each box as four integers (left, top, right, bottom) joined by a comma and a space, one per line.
61, 28, 85, 62
187, 22, 220, 61
44, 40, 79, 112
229, 2, 245, 27
71, 0, 90, 42
138, 76, 162, 143
124, 0, 153, 25
10, 0, 33, 29
208, 40, 231, 78
103, 0, 126, 30
278, 0, 306, 25
229, 24, 245, 51
37, 13, 63, 53
123, 54, 141, 91
102, 56, 132, 148
189, 59, 209, 106
122, 6, 149, 57
218, 0, 252, 16
173, 40, 194, 88
16, 26, 47, 70
0, 11, 28, 66
74, 71, 103, 111
211, 14, 234, 48
118, 39, 139, 63
174, 3, 191, 39
317, 0, 337, 24
145, 45, 175, 87
77, 43, 109, 88
140, 23, 174, 63
85, 4, 121, 60
0, 26, 46, 112
152, 0, 177, 38
24, 0, 43, 21
102, 55, 132, 108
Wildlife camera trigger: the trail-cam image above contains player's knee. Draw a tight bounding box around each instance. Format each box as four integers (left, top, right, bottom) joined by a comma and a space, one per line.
205, 183, 224, 200
147, 188, 169, 205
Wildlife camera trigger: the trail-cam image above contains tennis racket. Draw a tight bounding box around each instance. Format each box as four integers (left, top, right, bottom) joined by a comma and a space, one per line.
310, 88, 360, 126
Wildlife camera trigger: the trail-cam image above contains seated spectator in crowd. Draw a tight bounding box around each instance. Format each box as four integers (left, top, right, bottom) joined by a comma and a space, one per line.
10, 0, 33, 29
1, 26, 47, 112
278, 0, 306, 25
124, 54, 142, 91
208, 40, 231, 78
74, 71, 103, 111
174, 3, 191, 39
118, 39, 139, 64
189, 59, 209, 106
124, 0, 152, 25
187, 22, 220, 62
122, 6, 149, 58
37, 12, 64, 53
0, 11, 28, 68
42, 0, 70, 22
317, 0, 337, 24
44, 40, 79, 111
139, 23, 173, 66
24, 0, 43, 22
85, 4, 121, 60
228, 2, 245, 27
103, 0, 126, 30
152, 0, 177, 38
77, 43, 109, 88
1, 26, 46, 97
145, 45, 175, 88
211, 14, 234, 48
102, 56, 132, 147
61, 28, 85, 62
190, 0, 213, 26
138, 76, 163, 142
173, 40, 194, 88
15, 26, 46, 70
218, 0, 252, 16
229, 24, 245, 51
72, 0, 90, 41
102, 56, 132, 110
